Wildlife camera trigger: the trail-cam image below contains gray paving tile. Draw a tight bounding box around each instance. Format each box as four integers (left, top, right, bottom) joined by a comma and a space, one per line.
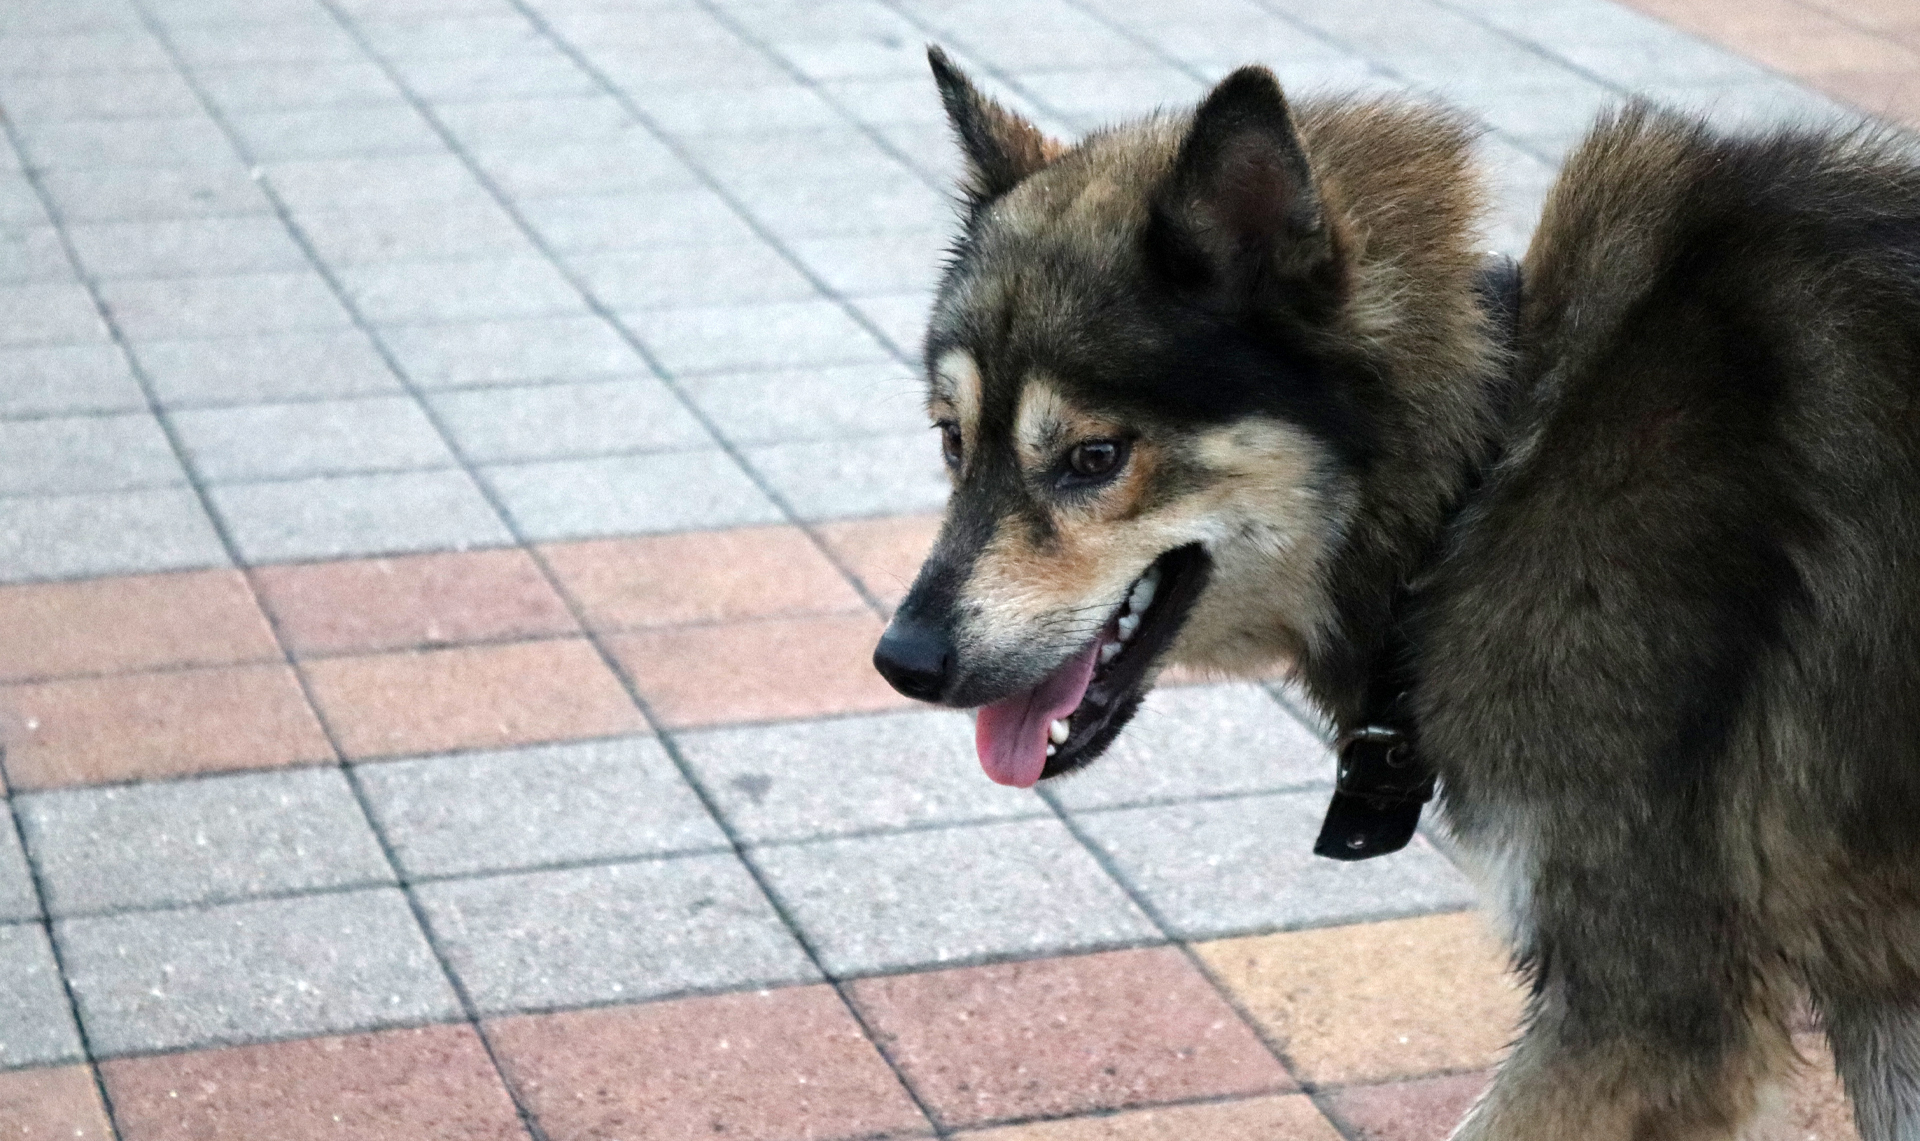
594, 45, 789, 91
0, 68, 203, 122
631, 298, 896, 375
381, 314, 650, 388
193, 59, 402, 113
354, 13, 546, 60
397, 53, 603, 105
0, 225, 76, 286
13, 115, 240, 170
209, 469, 513, 562
0, 343, 146, 419
637, 82, 846, 137
0, 487, 229, 582
743, 432, 947, 520
0, 282, 105, 348
0, 414, 184, 496
0, 0, 142, 38
0, 819, 39, 924
0, 30, 172, 76
134, 329, 404, 405
846, 291, 934, 359
1551, 37, 1772, 89
518, 189, 759, 253
429, 95, 639, 149
357, 737, 727, 879
1046, 683, 1331, 812
1072, 790, 1477, 939
97, 271, 354, 339
264, 154, 492, 213
19, 769, 395, 917
0, 173, 51, 230
341, 255, 583, 325
36, 164, 276, 223
57, 888, 460, 1055
753, 818, 1158, 975
64, 216, 310, 280
414, 855, 819, 1014
481, 448, 784, 541
295, 199, 537, 266
680, 362, 926, 446
1009, 66, 1207, 130
167, 20, 364, 67
728, 176, 954, 240
786, 230, 949, 298
171, 396, 455, 482
470, 139, 701, 199
572, 242, 820, 310
427, 377, 708, 463
678, 709, 1048, 844
0, 923, 82, 1068
226, 104, 448, 163
680, 128, 913, 188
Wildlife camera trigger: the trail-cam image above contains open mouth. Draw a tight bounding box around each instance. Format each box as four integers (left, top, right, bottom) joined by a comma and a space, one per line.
974, 543, 1212, 787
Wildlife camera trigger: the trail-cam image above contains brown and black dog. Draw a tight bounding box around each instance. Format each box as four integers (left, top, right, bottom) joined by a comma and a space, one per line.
871, 47, 1920, 1139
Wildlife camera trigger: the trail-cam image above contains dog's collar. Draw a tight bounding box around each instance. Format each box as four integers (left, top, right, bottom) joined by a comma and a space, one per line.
1312, 252, 1523, 861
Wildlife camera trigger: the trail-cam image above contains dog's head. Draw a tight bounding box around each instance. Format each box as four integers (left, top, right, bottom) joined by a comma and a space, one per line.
874, 51, 1379, 787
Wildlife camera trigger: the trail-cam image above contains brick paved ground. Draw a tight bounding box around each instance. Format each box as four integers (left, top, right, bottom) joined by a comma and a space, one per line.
0, 0, 1909, 1136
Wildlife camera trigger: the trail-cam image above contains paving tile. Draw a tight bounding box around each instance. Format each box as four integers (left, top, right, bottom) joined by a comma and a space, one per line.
0, 225, 76, 286
0, 68, 202, 121
0, 30, 173, 75
166, 20, 362, 67
415, 854, 818, 1013
425, 94, 637, 151
57, 888, 461, 1056
0, 924, 83, 1068
263, 154, 491, 214
814, 512, 940, 611
482, 449, 784, 541
1319, 1072, 1492, 1141
1046, 683, 1331, 811
470, 139, 701, 199
102, 1025, 527, 1141
0, 488, 229, 583
226, 104, 448, 163
751, 818, 1158, 975
0, 1065, 114, 1141
1194, 911, 1525, 1085
132, 329, 404, 405
786, 230, 951, 297
0, 283, 105, 348
13, 115, 239, 170
354, 13, 547, 59
36, 165, 274, 223
953, 1094, 1343, 1140
0, 567, 277, 683
638, 81, 848, 136
427, 376, 710, 462
487, 986, 930, 1141
0, 819, 38, 923
252, 548, 577, 656
571, 243, 820, 310
848, 290, 935, 360
357, 736, 726, 878
301, 638, 646, 759
681, 127, 912, 188
295, 199, 537, 266
609, 612, 908, 729
517, 188, 759, 253
400, 54, 605, 104
64, 216, 309, 280
1073, 790, 1477, 938
192, 58, 402, 113
744, 432, 949, 520
679, 361, 929, 445
630, 298, 897, 374
380, 313, 649, 387
849, 948, 1290, 1128
172, 396, 456, 483
678, 708, 1046, 843
0, 413, 182, 497
0, 343, 146, 418
341, 255, 584, 325
540, 524, 867, 631
729, 175, 955, 240
20, 767, 392, 915
97, 272, 354, 340
0, 663, 333, 790
207, 469, 514, 563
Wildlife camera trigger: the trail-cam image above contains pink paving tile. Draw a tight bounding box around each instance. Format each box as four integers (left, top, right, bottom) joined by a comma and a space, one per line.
954, 1094, 1342, 1140
813, 514, 941, 612
252, 550, 578, 656
0, 1065, 114, 1140
486, 985, 932, 1141
1321, 1072, 1492, 1141
541, 525, 869, 631
301, 638, 647, 759
0, 663, 333, 790
607, 612, 911, 728
846, 948, 1293, 1130
103, 1025, 527, 1141
0, 569, 278, 683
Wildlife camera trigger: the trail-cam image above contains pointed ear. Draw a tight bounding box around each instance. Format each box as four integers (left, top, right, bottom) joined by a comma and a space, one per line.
928, 45, 1060, 206
1148, 66, 1342, 313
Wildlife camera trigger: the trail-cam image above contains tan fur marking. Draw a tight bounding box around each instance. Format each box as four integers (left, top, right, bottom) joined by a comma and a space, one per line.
931, 348, 982, 466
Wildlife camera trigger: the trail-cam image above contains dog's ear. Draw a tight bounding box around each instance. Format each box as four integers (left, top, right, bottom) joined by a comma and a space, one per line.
1148, 66, 1343, 315
928, 45, 1060, 206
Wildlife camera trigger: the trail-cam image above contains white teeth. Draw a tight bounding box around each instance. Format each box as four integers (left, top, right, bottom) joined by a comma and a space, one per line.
1099, 641, 1123, 664
1049, 718, 1070, 744
1129, 570, 1158, 614
1116, 613, 1141, 641
1046, 744, 1056, 757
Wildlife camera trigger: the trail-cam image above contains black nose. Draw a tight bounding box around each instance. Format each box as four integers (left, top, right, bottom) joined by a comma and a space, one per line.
873, 617, 953, 702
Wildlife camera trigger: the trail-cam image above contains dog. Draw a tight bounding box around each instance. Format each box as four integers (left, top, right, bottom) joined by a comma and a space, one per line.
870, 46, 1920, 1139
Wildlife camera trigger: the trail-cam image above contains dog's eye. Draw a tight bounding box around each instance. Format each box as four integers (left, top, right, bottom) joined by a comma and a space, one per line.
938, 421, 962, 470
1066, 439, 1126, 482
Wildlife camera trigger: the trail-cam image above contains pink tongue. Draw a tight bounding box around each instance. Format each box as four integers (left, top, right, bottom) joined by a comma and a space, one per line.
974, 640, 1103, 788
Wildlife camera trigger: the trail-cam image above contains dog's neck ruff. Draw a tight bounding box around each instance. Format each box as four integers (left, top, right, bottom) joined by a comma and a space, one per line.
1312, 253, 1524, 861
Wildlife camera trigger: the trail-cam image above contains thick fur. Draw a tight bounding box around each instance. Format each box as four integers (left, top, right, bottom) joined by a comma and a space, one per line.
884, 52, 1920, 1138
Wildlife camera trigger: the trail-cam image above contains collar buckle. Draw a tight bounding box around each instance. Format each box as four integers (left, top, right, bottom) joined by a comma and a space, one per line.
1313, 724, 1436, 862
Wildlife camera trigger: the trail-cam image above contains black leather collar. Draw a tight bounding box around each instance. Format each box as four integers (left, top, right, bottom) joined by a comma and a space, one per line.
1312, 253, 1523, 861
